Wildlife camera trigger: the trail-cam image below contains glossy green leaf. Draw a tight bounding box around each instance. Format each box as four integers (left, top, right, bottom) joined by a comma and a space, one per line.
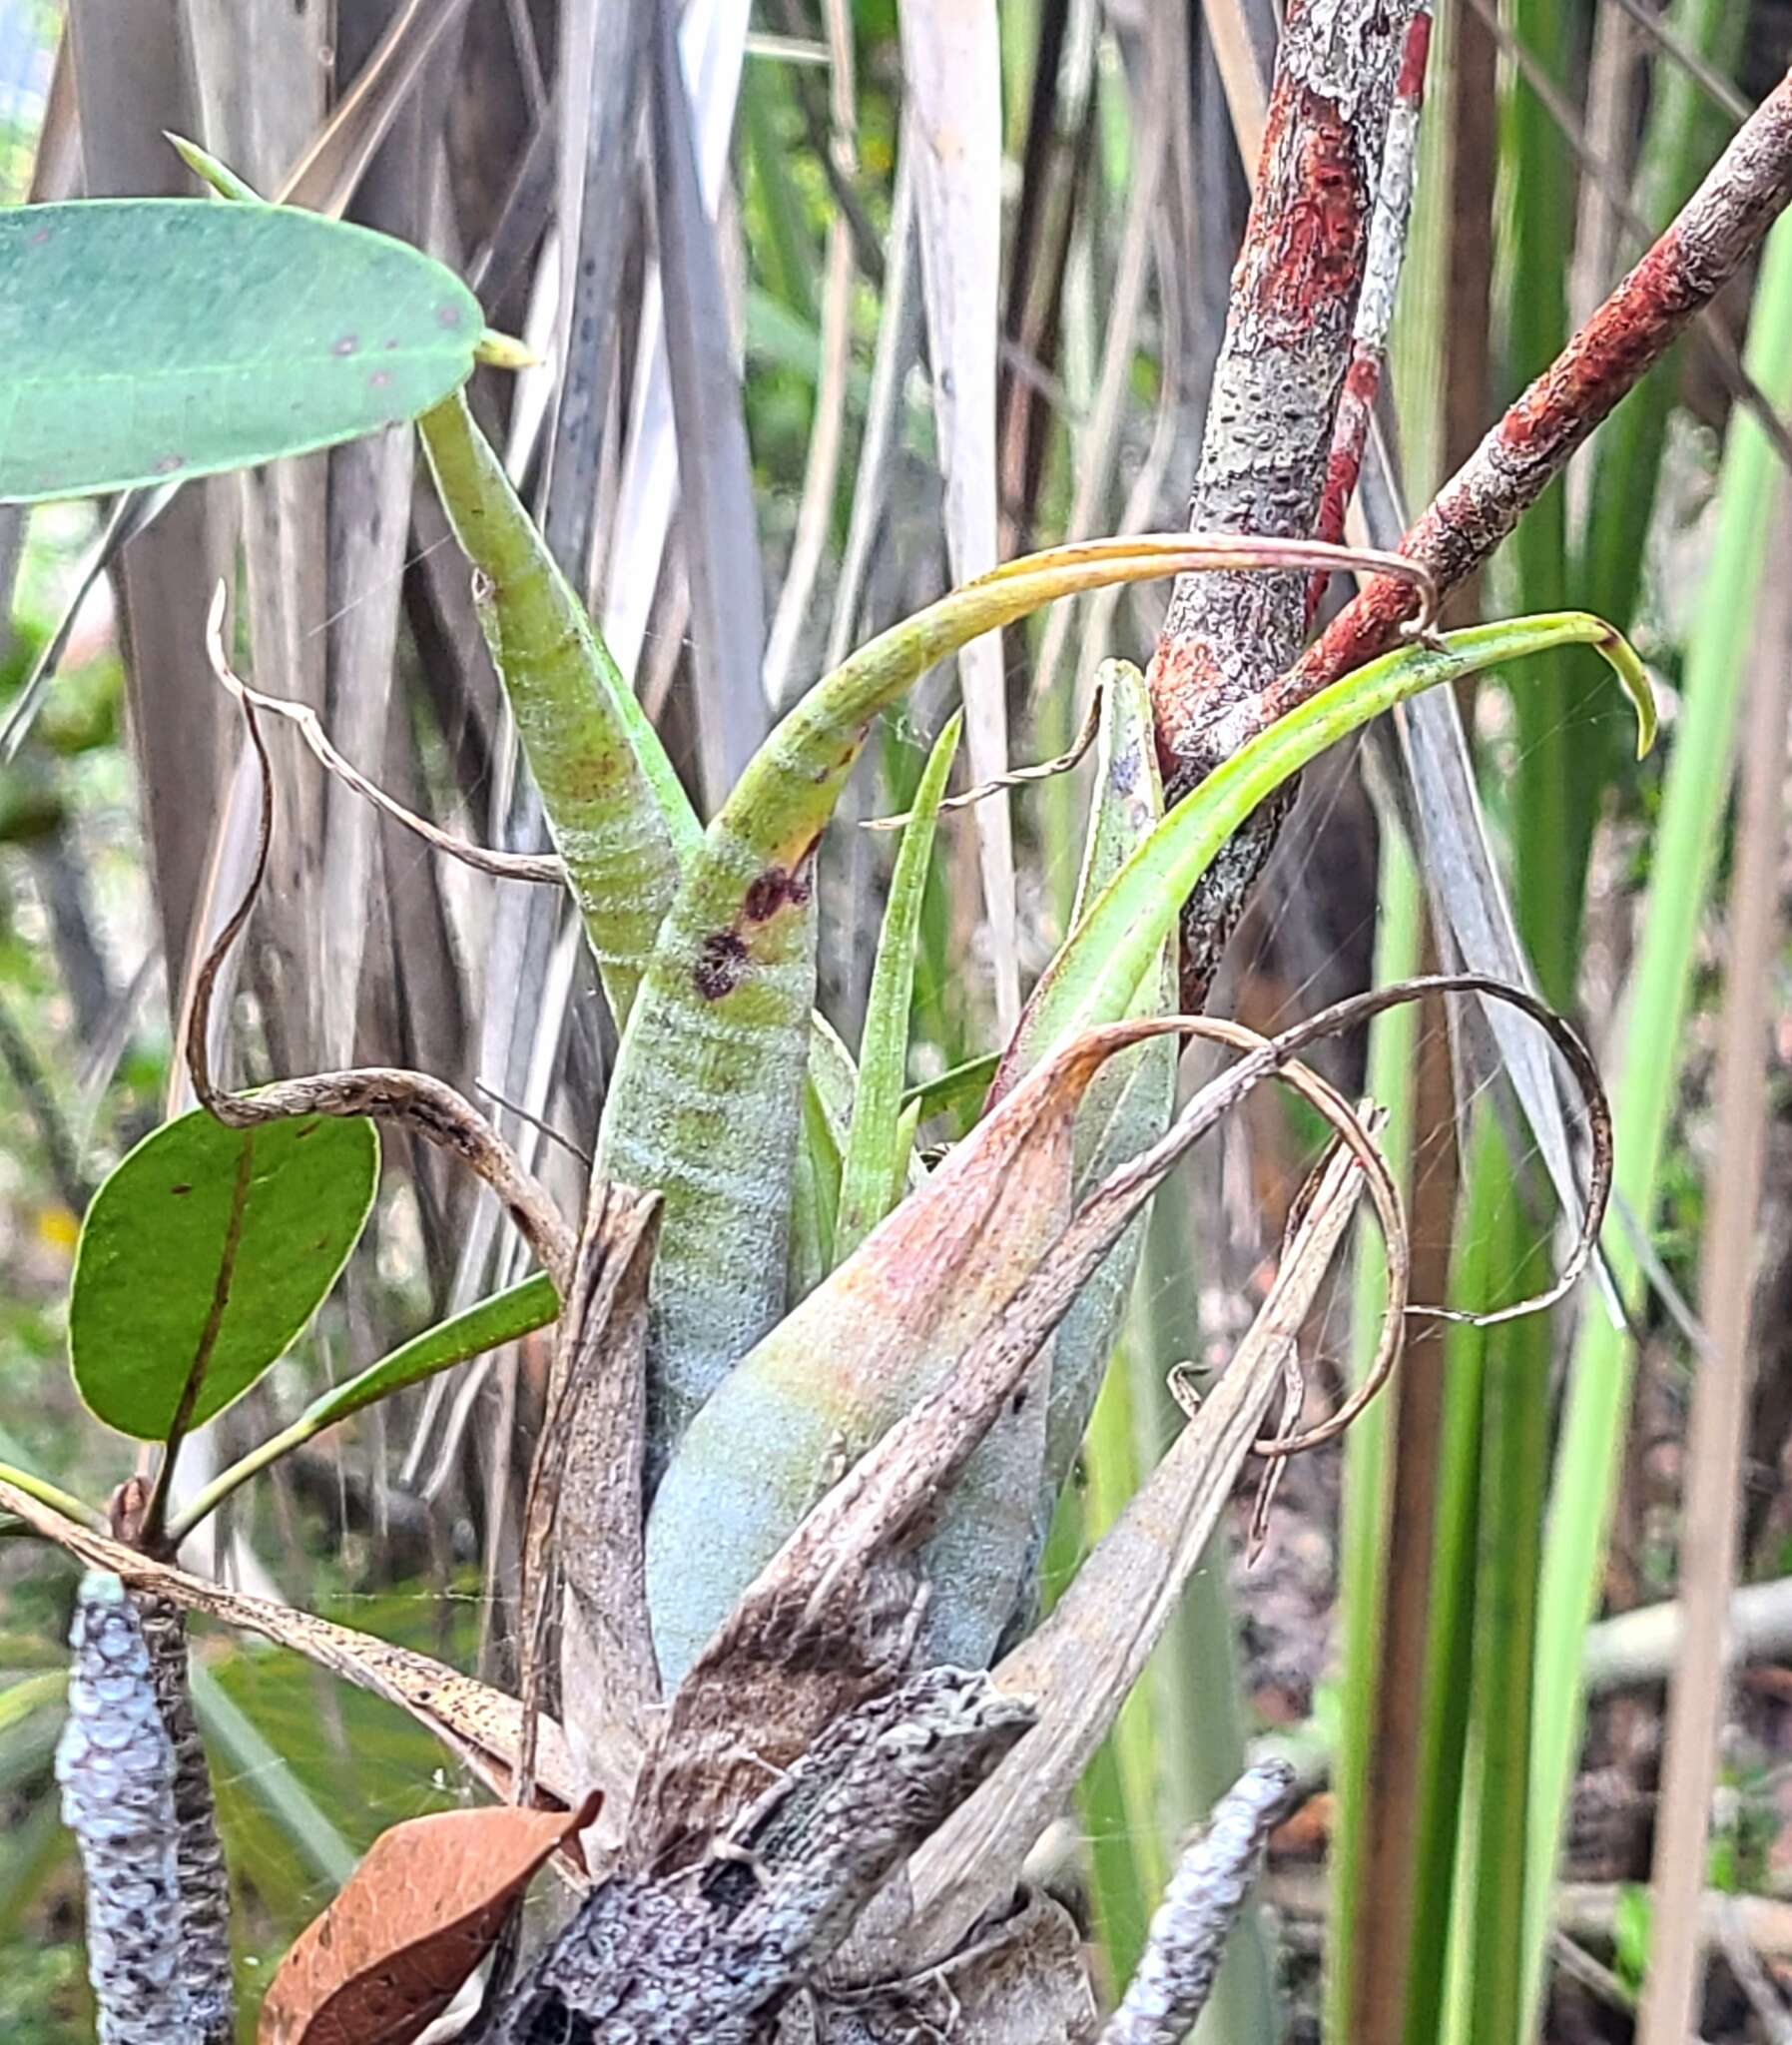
1015, 615, 1654, 1064
167, 1274, 560, 1543
603, 536, 1313, 1457
0, 202, 481, 503
835, 712, 962, 1263
70, 1109, 378, 1441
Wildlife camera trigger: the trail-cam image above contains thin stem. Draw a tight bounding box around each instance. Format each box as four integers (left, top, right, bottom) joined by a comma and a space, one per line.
0, 1462, 107, 1534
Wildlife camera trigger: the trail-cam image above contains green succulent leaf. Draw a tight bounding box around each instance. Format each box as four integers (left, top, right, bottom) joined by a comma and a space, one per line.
417, 391, 699, 1024
70, 1109, 378, 1441
417, 391, 865, 1212
1012, 614, 1655, 1066
0, 202, 481, 503
835, 711, 962, 1263
1016, 662, 1176, 1510
602, 536, 1280, 1458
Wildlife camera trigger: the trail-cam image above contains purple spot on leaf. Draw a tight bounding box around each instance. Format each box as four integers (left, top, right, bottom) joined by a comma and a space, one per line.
435, 304, 464, 331
693, 932, 750, 1001
154, 453, 185, 475
332, 334, 359, 357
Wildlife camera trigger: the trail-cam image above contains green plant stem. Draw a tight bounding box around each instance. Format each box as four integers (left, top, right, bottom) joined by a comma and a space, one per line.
1524, 211, 1792, 2027
0, 1461, 105, 1533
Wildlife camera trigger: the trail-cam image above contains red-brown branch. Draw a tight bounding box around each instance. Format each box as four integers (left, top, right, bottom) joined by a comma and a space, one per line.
1307, 6, 1433, 622
1273, 62, 1792, 724
1147, 0, 1426, 1003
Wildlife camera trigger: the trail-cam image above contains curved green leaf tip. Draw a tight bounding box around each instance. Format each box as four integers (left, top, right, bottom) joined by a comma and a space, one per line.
1602, 625, 1657, 758
70, 1109, 378, 1441
0, 201, 482, 503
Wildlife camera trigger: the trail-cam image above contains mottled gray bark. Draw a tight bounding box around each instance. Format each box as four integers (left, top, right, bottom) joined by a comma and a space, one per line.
476, 1670, 1033, 2043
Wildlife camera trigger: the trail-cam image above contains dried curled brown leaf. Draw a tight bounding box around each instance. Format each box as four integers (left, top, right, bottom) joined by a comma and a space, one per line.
259, 1789, 601, 2045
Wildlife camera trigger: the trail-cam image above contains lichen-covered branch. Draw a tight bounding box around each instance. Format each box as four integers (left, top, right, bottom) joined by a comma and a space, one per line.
1147, 0, 1427, 1003
1280, 63, 1792, 715
476, 1670, 1034, 2044
135, 1595, 234, 2044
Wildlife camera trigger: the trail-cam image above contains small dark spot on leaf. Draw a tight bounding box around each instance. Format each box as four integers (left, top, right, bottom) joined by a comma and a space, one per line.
154, 453, 185, 475
332, 334, 358, 357
1010, 1387, 1029, 1416
169, 1183, 193, 1197
294, 1122, 321, 1140
693, 931, 749, 1000
435, 304, 465, 330
368, 368, 391, 389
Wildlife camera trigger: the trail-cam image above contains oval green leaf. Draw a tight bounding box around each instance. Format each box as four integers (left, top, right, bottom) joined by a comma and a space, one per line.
0, 202, 482, 503
70, 1109, 379, 1441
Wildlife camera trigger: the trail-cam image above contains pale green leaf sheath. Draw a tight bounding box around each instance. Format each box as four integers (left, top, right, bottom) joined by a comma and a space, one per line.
417, 392, 696, 1024
644, 1031, 1117, 1684
1011, 663, 1176, 1518
603, 538, 1291, 1474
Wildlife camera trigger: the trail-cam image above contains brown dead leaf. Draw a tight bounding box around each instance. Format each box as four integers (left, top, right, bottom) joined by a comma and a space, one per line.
259, 1789, 601, 2045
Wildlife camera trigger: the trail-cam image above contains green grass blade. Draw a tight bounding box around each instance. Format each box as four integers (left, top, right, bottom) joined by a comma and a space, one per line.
901, 1053, 1001, 1125
1579, 0, 1746, 640
190, 1660, 357, 1886
835, 712, 961, 1263
1524, 212, 1792, 2027
1328, 825, 1423, 2044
